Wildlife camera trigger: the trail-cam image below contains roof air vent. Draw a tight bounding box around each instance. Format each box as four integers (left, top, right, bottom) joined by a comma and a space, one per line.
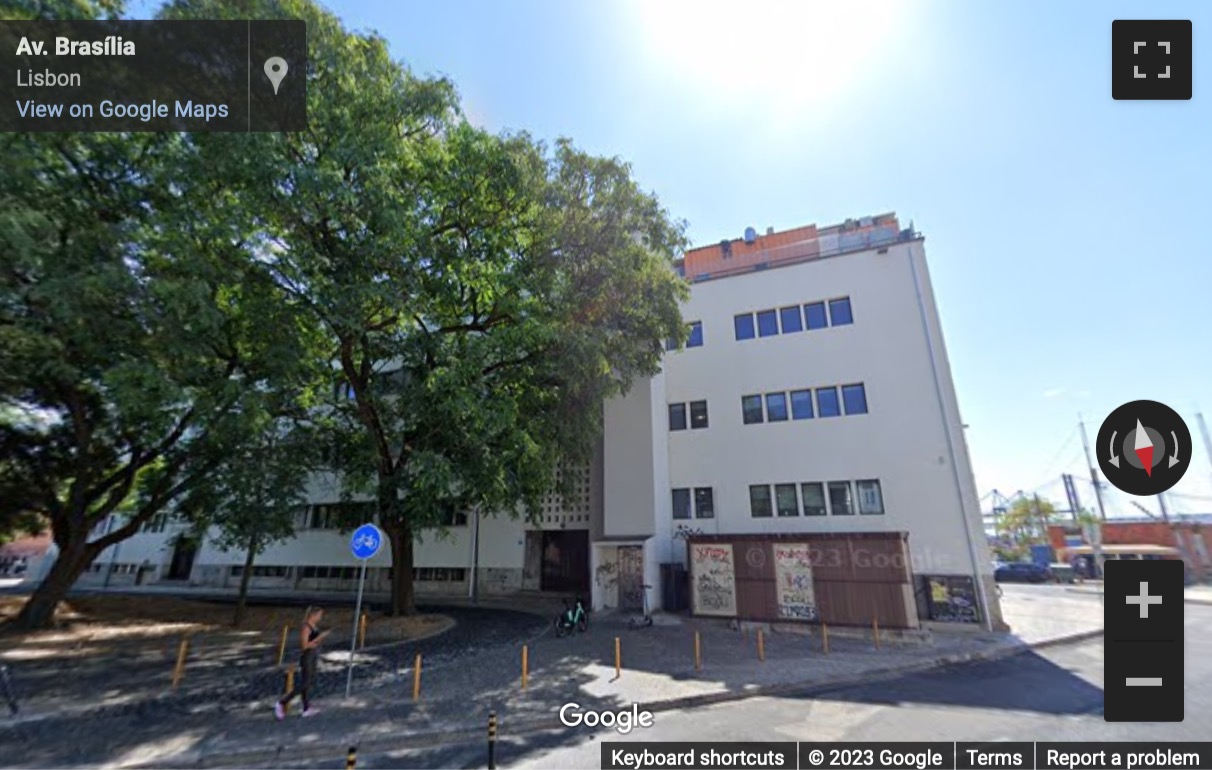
743, 227, 757, 244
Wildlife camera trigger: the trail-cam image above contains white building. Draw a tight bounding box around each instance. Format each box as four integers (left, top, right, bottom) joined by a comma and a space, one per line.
67, 213, 1001, 629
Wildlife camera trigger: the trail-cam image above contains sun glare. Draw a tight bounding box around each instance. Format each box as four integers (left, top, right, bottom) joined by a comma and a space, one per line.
632, 0, 906, 122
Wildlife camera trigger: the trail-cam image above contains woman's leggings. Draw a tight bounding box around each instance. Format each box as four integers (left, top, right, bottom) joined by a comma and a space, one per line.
279, 650, 316, 710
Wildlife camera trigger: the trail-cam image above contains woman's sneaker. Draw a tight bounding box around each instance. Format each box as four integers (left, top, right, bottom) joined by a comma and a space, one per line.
274, 702, 285, 721
301, 707, 319, 717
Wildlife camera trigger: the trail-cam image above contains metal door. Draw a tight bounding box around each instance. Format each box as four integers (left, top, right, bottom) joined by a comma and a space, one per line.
617, 545, 644, 610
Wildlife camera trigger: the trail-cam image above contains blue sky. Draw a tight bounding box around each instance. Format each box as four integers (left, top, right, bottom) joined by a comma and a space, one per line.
146, 0, 1212, 517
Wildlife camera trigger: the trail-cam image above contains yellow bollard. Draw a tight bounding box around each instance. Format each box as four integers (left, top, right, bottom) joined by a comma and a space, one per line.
757, 629, 765, 662
346, 746, 356, 770
359, 612, 368, 650
276, 624, 289, 666
282, 665, 296, 714
873, 616, 881, 650
614, 637, 621, 678
412, 653, 422, 701
822, 622, 830, 655
521, 645, 529, 690
694, 631, 701, 671
171, 635, 190, 690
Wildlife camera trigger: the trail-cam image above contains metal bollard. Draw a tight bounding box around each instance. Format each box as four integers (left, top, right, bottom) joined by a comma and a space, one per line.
614, 637, 621, 678
171, 636, 190, 690
487, 711, 498, 769
276, 624, 289, 666
822, 622, 830, 655
359, 612, 368, 650
757, 629, 765, 662
282, 665, 296, 714
412, 653, 422, 701
694, 631, 701, 671
346, 746, 356, 770
521, 644, 528, 690
873, 616, 881, 649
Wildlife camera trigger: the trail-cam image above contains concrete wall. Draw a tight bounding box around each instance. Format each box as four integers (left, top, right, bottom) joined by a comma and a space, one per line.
602, 372, 664, 539
659, 239, 1000, 626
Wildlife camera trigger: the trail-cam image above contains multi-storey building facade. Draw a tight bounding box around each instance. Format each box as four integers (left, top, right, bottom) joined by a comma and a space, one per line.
66, 213, 1002, 629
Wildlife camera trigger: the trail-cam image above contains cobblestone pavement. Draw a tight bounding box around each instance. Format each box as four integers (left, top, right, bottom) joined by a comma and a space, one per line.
0, 603, 547, 727
0, 586, 1103, 769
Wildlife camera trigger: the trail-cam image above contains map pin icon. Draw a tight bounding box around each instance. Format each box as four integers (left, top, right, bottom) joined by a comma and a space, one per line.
264, 57, 288, 95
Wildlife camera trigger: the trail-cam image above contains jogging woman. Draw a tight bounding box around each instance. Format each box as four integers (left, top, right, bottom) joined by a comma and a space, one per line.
275, 606, 329, 719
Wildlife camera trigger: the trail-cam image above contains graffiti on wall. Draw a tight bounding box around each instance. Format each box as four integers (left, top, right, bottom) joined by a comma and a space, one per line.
773, 543, 818, 620
690, 543, 736, 616
926, 575, 980, 623
594, 559, 617, 589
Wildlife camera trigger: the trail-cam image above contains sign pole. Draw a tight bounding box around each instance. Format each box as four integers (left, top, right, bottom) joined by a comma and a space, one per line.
345, 560, 367, 698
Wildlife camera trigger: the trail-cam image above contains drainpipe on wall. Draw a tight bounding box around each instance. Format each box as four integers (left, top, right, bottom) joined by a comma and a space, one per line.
468, 509, 481, 603
907, 244, 994, 632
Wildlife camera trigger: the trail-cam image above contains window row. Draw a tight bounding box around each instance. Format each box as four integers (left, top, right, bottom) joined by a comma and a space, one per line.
749, 479, 884, 517
735, 296, 853, 341
665, 320, 704, 350
742, 383, 868, 424
671, 487, 715, 519
295, 566, 467, 582
230, 565, 290, 578
301, 503, 468, 529
669, 400, 709, 431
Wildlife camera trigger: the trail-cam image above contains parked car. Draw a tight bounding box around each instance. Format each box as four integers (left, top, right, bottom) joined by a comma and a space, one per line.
994, 562, 1053, 583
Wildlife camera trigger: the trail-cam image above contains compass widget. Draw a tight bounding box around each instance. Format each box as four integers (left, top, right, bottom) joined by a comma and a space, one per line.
1097, 400, 1192, 496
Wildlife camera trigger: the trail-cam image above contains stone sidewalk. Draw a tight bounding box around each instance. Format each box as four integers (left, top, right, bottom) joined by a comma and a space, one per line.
0, 588, 1104, 769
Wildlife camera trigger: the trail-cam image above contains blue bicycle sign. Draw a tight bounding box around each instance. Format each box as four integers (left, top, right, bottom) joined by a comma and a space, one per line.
350, 523, 383, 560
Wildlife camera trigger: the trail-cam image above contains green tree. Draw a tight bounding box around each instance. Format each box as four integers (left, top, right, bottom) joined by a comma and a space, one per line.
168, 0, 689, 615
182, 422, 318, 627
997, 496, 1058, 546
0, 5, 316, 630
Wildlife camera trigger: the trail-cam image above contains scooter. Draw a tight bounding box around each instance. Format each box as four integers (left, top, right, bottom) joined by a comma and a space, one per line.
554, 596, 588, 637
628, 584, 653, 629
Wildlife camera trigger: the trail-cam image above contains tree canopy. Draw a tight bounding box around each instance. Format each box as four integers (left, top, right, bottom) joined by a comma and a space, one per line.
2, 0, 690, 625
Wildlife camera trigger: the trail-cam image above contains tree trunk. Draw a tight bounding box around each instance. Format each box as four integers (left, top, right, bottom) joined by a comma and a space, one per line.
232, 534, 258, 628
13, 540, 96, 630
384, 521, 415, 616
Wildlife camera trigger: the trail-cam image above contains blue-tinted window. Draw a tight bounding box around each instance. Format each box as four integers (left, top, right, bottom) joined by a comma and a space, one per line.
779, 306, 803, 333
757, 309, 779, 337
694, 487, 715, 519
734, 313, 756, 341
672, 488, 691, 519
689, 400, 709, 429
687, 321, 704, 348
841, 383, 868, 415
790, 389, 814, 420
749, 485, 773, 517
828, 481, 854, 515
801, 483, 826, 516
816, 387, 841, 417
766, 392, 788, 422
742, 395, 764, 424
804, 302, 828, 330
669, 403, 687, 431
828, 297, 853, 326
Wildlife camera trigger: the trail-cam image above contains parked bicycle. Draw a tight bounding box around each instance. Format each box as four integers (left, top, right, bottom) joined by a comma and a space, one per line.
554, 596, 589, 637
628, 584, 654, 629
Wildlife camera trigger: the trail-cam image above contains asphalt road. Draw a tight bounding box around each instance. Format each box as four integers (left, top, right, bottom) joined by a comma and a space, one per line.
277, 598, 1211, 770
